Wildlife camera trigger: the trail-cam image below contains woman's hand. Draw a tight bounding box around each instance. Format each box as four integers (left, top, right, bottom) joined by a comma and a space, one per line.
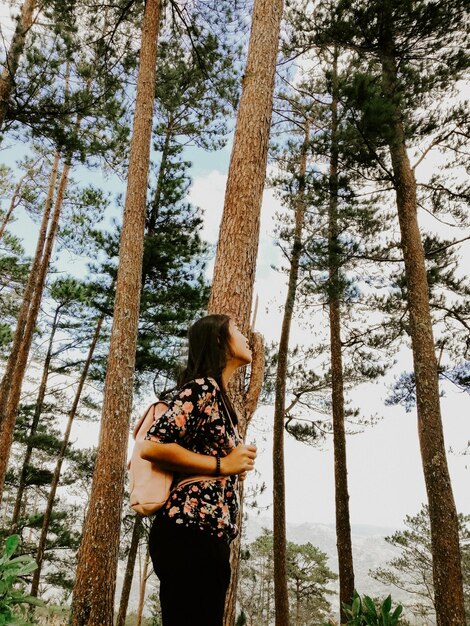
221, 443, 257, 477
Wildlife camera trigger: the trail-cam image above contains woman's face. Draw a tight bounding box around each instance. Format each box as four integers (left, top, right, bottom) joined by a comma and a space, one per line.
228, 319, 252, 365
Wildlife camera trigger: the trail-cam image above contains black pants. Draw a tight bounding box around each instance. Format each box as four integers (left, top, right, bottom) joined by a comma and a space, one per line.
149, 514, 231, 626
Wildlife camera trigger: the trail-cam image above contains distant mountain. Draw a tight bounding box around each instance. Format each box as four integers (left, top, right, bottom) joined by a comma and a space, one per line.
243, 514, 436, 626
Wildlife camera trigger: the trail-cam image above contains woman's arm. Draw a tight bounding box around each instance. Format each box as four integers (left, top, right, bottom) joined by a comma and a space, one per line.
140, 441, 257, 477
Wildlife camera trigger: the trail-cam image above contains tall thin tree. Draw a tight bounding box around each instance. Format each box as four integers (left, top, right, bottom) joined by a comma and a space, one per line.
0, 151, 60, 499
10, 302, 61, 531
115, 516, 144, 626
30, 315, 104, 597
273, 120, 310, 626
206, 0, 285, 621
378, 16, 465, 624
70, 1, 162, 623
327, 46, 355, 621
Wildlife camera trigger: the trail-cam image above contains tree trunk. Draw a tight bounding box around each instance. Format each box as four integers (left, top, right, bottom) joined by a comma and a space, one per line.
223, 333, 265, 626
136, 545, 150, 626
207, 1, 284, 620
147, 114, 173, 234
70, 2, 161, 624
224, 481, 244, 626
115, 515, 143, 626
0, 151, 60, 501
328, 49, 355, 624
208, 0, 284, 333
295, 581, 300, 626
10, 305, 61, 532
0, 0, 37, 130
30, 316, 104, 597
379, 35, 465, 626
0, 161, 70, 498
273, 121, 309, 626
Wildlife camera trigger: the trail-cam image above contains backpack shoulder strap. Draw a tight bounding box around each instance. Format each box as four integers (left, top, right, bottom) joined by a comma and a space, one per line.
132, 400, 169, 441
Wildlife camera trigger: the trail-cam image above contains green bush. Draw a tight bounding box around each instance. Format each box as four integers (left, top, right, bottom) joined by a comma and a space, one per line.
0, 534, 44, 626
323, 592, 404, 626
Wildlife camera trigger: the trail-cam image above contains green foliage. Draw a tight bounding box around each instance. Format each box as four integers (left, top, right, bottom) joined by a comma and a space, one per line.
238, 530, 336, 624
370, 505, 470, 622
330, 592, 404, 626
0, 167, 30, 357
0, 535, 44, 625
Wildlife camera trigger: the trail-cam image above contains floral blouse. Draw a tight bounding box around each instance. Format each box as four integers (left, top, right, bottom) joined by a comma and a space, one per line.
145, 376, 241, 543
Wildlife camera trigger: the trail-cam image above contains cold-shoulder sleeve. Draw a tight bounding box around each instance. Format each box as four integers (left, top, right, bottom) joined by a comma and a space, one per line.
144, 377, 219, 444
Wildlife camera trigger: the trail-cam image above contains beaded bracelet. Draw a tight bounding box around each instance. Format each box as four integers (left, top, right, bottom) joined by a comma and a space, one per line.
215, 454, 221, 477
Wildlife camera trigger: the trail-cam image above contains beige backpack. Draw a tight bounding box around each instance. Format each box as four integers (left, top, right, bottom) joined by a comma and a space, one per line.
128, 400, 222, 516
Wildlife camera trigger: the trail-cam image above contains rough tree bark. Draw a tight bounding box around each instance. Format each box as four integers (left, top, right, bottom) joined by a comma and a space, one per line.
70, 2, 161, 623
222, 332, 264, 626
0, 0, 37, 129
205, 1, 284, 621
10, 304, 61, 531
0, 152, 61, 500
273, 120, 310, 626
208, 0, 285, 333
115, 515, 144, 626
379, 29, 465, 626
30, 316, 104, 597
328, 48, 355, 623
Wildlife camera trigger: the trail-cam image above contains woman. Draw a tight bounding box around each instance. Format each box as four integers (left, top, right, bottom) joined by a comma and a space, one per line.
140, 314, 257, 626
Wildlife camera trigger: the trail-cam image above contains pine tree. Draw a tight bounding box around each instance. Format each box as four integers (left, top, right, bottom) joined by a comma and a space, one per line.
0, 1, 128, 497
272, 119, 311, 626
0, 168, 30, 354
206, 0, 285, 620
370, 505, 470, 623
284, 1, 469, 621
268, 43, 396, 623
115, 516, 144, 626
70, 1, 162, 623
326, 46, 354, 620
237, 530, 337, 625
0, 0, 38, 129
314, 2, 469, 621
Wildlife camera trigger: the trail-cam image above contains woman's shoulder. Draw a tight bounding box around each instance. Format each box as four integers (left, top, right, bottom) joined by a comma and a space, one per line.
178, 376, 220, 395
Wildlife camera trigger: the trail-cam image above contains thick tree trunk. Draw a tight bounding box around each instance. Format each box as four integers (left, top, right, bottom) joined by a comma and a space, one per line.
208, 0, 284, 333
70, 2, 161, 624
0, 0, 37, 129
115, 515, 143, 626
273, 122, 309, 626
380, 40, 465, 626
328, 49, 355, 624
10, 305, 60, 531
30, 316, 104, 597
0, 152, 61, 500
206, 1, 283, 619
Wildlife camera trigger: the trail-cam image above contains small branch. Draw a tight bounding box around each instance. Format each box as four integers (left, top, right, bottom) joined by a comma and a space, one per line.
412, 127, 457, 170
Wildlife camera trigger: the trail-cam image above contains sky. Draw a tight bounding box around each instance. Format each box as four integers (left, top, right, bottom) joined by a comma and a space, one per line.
1, 1, 469, 533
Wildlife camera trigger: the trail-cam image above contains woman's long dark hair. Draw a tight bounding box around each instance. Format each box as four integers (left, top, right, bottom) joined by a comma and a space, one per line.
178, 314, 238, 425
